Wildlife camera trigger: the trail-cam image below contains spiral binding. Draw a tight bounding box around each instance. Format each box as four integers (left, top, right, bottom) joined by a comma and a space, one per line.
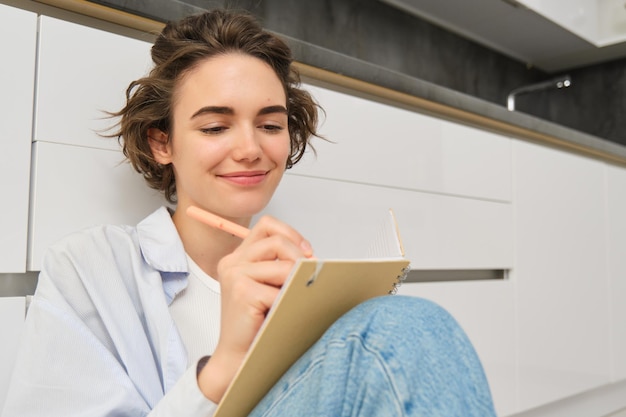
389, 264, 411, 295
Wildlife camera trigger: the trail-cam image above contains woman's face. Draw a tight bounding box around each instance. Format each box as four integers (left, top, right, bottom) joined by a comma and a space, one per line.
154, 53, 290, 222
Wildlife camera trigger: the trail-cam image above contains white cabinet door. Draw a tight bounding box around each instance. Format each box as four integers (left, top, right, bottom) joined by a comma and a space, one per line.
0, 5, 37, 272
294, 84, 512, 202
28, 142, 166, 271
439, 120, 512, 202
607, 164, 626, 382
513, 139, 610, 410
34, 16, 152, 150
262, 173, 512, 269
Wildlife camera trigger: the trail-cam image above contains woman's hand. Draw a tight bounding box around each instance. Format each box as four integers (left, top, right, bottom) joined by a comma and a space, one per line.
197, 215, 313, 402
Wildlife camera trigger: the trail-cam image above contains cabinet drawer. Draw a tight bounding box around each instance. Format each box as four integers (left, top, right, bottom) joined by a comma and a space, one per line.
28, 142, 165, 271
34, 16, 152, 149
294, 84, 512, 202
262, 173, 513, 269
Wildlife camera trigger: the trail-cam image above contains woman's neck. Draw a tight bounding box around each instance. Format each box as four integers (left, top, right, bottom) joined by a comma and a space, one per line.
171, 207, 247, 278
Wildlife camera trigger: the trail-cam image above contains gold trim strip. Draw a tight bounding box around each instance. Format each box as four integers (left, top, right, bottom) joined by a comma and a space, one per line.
34, 0, 165, 33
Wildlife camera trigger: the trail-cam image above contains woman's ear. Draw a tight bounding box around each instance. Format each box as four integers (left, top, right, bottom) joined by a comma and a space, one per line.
147, 128, 172, 164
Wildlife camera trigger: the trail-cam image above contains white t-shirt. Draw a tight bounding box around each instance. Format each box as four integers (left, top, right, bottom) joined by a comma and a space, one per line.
169, 254, 221, 366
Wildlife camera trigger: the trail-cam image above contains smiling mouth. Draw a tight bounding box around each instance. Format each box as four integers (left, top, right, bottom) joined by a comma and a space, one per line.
218, 171, 269, 186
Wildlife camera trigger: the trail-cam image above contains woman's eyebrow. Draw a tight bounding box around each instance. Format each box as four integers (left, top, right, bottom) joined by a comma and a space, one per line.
258, 105, 288, 116
190, 106, 233, 119
190, 105, 287, 120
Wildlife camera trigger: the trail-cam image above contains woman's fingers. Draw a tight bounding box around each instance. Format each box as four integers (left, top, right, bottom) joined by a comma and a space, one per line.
221, 259, 295, 289
222, 276, 282, 325
233, 234, 307, 264
244, 215, 314, 259
217, 216, 314, 288
218, 272, 283, 352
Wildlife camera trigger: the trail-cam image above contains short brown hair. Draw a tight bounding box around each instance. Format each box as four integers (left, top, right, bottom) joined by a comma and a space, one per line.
108, 9, 320, 203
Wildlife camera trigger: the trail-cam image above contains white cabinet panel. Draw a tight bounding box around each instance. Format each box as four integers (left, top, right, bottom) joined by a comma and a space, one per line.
0, 5, 37, 272
261, 173, 512, 269
607, 164, 626, 382
513, 140, 610, 410
28, 142, 165, 271
34, 16, 152, 150
0, 297, 26, 412
294, 84, 512, 202
395, 190, 512, 269
440, 120, 512, 201
398, 280, 517, 417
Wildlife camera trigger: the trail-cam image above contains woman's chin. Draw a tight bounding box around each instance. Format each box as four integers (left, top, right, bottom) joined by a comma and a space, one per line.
223, 200, 272, 221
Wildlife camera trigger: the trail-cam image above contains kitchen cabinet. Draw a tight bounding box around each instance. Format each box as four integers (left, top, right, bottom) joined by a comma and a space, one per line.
513, 139, 610, 410
0, 4, 37, 273
28, 142, 165, 271
34, 16, 152, 150
295, 84, 512, 203
398, 139, 622, 416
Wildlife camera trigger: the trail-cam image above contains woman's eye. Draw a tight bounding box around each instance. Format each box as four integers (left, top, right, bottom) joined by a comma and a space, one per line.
200, 126, 227, 134
261, 124, 284, 133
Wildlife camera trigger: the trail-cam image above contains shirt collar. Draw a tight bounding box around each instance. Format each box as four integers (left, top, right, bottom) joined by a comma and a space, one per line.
136, 206, 188, 304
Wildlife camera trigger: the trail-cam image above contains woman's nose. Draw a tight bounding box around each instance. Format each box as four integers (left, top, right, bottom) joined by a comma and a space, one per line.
231, 126, 262, 162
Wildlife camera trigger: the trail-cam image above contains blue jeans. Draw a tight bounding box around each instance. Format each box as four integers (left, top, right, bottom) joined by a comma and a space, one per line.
250, 296, 496, 417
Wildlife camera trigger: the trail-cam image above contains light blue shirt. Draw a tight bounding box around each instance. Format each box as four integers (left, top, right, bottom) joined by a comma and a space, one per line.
2, 207, 218, 416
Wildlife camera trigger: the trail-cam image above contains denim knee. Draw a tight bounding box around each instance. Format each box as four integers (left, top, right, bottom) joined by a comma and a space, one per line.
332, 295, 458, 339
252, 295, 496, 417
325, 295, 495, 416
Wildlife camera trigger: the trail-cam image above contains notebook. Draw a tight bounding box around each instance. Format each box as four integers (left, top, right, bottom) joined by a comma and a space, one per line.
213, 210, 411, 417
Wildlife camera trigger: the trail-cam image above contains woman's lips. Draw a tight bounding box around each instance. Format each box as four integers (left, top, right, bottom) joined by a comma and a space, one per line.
218, 171, 268, 186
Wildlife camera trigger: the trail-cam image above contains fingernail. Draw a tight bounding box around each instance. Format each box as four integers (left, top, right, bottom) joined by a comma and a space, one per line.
300, 240, 313, 257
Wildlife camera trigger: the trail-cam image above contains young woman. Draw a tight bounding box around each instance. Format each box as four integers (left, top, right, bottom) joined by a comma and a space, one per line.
3, 9, 497, 417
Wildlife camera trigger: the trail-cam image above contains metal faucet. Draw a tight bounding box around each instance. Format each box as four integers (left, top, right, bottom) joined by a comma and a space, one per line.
507, 75, 572, 111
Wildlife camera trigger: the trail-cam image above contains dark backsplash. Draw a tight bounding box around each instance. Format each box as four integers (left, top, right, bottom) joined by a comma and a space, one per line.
90, 0, 626, 146
514, 57, 626, 146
